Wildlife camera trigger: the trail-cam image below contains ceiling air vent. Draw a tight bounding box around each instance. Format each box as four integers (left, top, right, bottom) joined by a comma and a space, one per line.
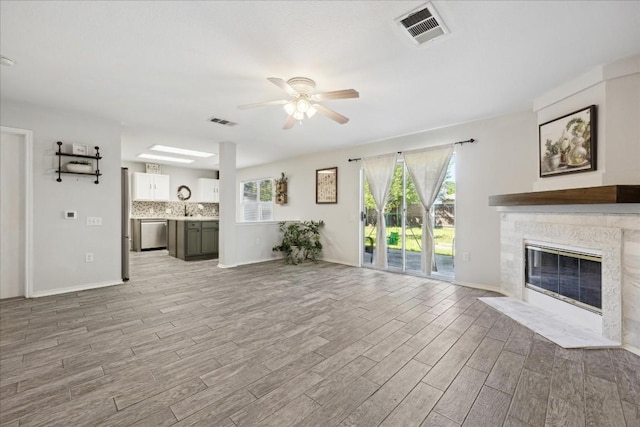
395, 2, 448, 45
209, 117, 237, 127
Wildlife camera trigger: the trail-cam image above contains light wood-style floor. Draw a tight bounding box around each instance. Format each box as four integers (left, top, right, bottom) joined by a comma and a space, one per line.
1, 251, 639, 426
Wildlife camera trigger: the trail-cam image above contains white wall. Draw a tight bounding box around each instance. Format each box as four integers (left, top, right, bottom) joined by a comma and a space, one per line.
1, 100, 122, 296
533, 54, 640, 191
603, 72, 640, 185
237, 110, 537, 290
121, 161, 218, 202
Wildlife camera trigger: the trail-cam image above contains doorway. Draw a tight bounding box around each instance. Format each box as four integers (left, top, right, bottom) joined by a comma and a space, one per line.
362, 155, 455, 278
0, 127, 33, 298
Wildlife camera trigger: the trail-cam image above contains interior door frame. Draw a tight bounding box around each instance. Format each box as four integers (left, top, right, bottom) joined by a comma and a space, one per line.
1, 126, 34, 298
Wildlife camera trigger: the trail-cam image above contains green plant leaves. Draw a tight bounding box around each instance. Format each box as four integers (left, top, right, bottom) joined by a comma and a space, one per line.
272, 220, 325, 264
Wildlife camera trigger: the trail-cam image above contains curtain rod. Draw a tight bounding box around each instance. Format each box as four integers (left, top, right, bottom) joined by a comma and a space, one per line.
347, 138, 476, 162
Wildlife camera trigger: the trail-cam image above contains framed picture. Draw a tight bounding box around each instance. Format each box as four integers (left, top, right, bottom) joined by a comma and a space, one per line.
539, 105, 596, 177
316, 167, 338, 204
145, 163, 161, 174
72, 143, 88, 156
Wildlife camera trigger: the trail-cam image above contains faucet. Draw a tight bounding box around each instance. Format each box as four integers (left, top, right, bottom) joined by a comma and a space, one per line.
184, 204, 189, 217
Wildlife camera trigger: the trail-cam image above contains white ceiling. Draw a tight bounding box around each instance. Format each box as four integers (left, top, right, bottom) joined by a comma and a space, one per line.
2, 1, 639, 169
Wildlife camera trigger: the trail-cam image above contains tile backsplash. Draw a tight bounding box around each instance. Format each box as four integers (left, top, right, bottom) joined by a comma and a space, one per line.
131, 201, 219, 218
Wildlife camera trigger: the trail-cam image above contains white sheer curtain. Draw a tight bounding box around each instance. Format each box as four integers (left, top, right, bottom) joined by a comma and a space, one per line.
404, 145, 454, 275
362, 153, 397, 268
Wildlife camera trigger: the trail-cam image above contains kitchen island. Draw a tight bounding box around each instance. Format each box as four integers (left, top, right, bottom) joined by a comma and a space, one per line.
167, 217, 219, 261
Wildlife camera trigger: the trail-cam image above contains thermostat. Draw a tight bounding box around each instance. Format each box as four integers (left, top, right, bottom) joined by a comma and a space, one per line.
64, 211, 77, 220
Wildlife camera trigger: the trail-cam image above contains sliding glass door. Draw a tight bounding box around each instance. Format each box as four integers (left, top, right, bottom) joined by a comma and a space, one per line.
362, 156, 455, 278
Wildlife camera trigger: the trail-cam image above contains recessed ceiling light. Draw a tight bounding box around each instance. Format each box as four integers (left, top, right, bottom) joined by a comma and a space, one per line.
0, 56, 16, 66
138, 154, 194, 164
149, 145, 215, 158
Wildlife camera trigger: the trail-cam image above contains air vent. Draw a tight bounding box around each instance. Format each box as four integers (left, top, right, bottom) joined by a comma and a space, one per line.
209, 117, 237, 127
395, 2, 448, 45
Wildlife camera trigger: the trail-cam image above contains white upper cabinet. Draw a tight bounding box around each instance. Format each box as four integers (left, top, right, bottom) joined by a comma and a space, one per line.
152, 174, 170, 201
197, 178, 219, 203
132, 172, 171, 201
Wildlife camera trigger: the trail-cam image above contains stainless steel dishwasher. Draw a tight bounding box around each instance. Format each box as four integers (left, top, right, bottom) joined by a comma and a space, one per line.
140, 219, 168, 250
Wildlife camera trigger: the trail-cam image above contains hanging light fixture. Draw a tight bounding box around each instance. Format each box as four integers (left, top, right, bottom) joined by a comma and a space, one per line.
283, 95, 317, 121
283, 102, 295, 115
296, 98, 310, 113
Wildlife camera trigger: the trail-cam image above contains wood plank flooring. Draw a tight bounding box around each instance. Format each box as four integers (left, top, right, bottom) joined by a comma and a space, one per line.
1, 250, 639, 426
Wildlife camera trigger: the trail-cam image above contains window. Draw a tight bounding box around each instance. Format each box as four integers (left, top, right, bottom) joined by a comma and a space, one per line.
240, 178, 273, 221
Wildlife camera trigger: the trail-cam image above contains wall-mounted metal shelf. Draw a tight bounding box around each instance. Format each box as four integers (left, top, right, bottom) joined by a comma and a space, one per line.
55, 141, 102, 184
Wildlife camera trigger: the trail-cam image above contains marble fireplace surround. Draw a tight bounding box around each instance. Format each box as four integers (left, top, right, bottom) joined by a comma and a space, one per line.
500, 208, 640, 353
498, 209, 640, 352
502, 212, 620, 339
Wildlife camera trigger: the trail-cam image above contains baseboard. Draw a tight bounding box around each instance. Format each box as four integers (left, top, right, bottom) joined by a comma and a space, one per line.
31, 280, 123, 298
217, 263, 238, 269
453, 280, 501, 293
623, 344, 640, 356
224, 256, 357, 268
320, 257, 359, 267
220, 255, 284, 268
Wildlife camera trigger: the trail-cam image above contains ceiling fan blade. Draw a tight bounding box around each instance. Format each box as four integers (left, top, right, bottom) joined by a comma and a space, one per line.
238, 99, 288, 110
314, 103, 349, 124
282, 114, 296, 130
312, 89, 359, 101
267, 77, 299, 97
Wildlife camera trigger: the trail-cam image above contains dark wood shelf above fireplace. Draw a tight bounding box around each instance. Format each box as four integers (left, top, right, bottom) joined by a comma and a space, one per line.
489, 185, 640, 206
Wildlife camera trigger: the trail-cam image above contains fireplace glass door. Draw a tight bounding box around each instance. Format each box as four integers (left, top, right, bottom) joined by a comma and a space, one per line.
525, 245, 602, 313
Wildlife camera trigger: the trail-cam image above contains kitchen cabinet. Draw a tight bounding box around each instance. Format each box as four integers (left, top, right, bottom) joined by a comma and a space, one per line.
132, 172, 170, 201
196, 178, 220, 203
168, 219, 218, 260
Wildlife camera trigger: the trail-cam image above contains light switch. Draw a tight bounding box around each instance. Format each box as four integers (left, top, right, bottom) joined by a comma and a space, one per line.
64, 211, 77, 220
87, 217, 102, 226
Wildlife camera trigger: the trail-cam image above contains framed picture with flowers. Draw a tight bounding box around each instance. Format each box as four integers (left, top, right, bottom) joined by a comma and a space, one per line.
539, 105, 597, 177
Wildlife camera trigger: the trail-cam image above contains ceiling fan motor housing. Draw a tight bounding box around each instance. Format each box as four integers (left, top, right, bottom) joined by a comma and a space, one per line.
287, 77, 316, 95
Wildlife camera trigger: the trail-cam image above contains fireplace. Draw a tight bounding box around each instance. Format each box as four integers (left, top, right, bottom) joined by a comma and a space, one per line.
524, 244, 602, 314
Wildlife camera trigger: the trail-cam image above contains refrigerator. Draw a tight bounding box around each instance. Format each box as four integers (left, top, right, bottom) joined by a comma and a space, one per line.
121, 167, 130, 281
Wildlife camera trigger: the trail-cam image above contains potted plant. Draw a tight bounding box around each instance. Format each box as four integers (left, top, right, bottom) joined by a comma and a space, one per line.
544, 139, 561, 171
272, 220, 324, 264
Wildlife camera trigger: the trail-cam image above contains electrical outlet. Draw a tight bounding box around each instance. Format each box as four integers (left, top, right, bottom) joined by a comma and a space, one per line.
463, 252, 470, 262
165, 209, 172, 214
87, 217, 102, 226
85, 252, 94, 262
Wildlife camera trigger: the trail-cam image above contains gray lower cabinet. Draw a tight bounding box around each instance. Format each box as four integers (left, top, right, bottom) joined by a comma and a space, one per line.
168, 220, 219, 260
201, 225, 219, 255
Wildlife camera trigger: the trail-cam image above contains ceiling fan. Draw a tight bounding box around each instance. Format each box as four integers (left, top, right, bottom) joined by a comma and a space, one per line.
238, 77, 359, 129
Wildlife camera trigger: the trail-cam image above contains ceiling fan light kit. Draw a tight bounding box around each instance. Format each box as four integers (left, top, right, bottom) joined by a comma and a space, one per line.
238, 76, 359, 129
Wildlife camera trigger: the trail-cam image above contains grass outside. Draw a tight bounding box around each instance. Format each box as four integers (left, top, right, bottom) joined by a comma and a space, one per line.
364, 226, 455, 256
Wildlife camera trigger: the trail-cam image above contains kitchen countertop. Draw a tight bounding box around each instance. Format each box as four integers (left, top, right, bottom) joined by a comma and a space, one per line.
167, 217, 219, 221
131, 216, 219, 221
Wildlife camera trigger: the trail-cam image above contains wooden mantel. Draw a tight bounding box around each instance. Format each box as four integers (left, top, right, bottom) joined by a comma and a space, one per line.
488, 185, 640, 206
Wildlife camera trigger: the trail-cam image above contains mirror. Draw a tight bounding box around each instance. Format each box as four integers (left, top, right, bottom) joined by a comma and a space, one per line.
177, 185, 191, 201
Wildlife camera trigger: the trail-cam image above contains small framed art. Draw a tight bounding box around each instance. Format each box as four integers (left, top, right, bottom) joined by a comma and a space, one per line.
316, 167, 338, 204
72, 143, 89, 156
